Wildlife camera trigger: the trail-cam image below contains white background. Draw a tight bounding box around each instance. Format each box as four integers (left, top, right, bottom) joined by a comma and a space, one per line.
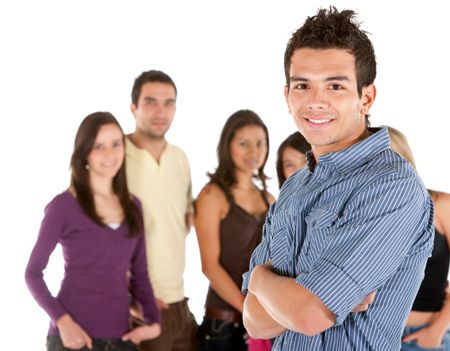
1, 1, 449, 349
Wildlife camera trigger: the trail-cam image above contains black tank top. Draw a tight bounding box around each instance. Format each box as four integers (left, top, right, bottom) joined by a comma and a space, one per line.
412, 228, 449, 312
205, 190, 269, 312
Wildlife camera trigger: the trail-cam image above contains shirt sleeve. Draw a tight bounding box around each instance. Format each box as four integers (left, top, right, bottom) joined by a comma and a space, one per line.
129, 208, 161, 324
242, 202, 276, 295
24, 196, 68, 322
296, 175, 434, 325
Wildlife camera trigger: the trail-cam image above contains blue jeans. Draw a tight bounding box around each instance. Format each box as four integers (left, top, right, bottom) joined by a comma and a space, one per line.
197, 316, 247, 351
46, 336, 138, 351
401, 324, 450, 351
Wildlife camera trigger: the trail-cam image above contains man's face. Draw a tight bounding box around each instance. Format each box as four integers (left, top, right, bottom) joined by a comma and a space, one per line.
131, 82, 176, 139
284, 48, 375, 158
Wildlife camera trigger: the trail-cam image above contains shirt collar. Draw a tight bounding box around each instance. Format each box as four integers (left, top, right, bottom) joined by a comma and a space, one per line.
306, 127, 390, 174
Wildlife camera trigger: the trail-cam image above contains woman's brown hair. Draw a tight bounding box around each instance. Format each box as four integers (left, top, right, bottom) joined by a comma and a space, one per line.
208, 109, 270, 199
70, 111, 143, 236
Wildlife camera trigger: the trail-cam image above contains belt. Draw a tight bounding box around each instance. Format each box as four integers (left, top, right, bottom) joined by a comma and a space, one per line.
169, 297, 188, 308
205, 307, 242, 324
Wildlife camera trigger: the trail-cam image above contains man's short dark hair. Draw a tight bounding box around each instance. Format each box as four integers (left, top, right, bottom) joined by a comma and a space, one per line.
131, 70, 177, 107
284, 6, 376, 96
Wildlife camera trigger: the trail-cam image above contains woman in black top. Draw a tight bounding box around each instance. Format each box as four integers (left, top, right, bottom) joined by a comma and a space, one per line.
194, 110, 275, 351
388, 126, 450, 351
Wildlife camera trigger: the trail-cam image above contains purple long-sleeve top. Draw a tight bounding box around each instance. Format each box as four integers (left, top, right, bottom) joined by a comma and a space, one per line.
25, 191, 160, 338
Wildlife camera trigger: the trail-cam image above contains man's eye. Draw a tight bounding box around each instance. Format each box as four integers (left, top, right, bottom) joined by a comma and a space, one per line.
330, 84, 343, 90
296, 83, 308, 90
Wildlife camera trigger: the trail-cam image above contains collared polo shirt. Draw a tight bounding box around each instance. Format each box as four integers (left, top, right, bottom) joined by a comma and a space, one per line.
242, 128, 434, 350
126, 137, 193, 304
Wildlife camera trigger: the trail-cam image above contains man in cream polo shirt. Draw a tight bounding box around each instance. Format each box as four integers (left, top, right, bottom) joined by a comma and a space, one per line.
126, 70, 197, 351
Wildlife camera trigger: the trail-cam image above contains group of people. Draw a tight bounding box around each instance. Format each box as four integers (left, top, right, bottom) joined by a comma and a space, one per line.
25, 6, 449, 351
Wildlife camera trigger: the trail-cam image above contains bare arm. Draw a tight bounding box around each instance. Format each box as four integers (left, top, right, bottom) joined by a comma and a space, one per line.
248, 263, 335, 336
243, 291, 287, 339
244, 272, 374, 339
194, 185, 245, 312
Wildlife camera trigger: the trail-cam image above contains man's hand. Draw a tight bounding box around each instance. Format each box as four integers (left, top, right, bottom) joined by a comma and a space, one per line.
156, 298, 169, 310
352, 292, 376, 313
122, 323, 161, 344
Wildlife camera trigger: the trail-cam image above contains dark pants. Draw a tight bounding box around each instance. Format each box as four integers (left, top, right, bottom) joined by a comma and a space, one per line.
197, 316, 247, 351
46, 336, 137, 351
137, 298, 198, 351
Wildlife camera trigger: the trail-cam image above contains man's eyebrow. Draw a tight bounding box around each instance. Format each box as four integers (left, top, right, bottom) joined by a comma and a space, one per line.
289, 75, 351, 82
290, 76, 309, 82
325, 75, 350, 82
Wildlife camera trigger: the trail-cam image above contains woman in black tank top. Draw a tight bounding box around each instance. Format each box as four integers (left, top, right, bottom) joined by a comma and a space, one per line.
195, 110, 275, 351
388, 127, 450, 351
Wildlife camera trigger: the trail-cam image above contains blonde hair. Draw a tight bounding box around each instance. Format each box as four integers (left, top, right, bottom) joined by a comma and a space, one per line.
385, 126, 416, 169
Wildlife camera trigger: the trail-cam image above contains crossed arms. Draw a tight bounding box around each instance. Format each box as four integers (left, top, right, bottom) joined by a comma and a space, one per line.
243, 177, 432, 340
243, 262, 335, 338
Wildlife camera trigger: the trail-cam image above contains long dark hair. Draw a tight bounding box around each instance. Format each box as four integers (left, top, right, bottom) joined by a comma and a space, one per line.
208, 109, 269, 199
70, 111, 143, 237
276, 131, 311, 188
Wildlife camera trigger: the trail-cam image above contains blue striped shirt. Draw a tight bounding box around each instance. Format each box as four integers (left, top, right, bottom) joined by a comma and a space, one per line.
242, 128, 434, 350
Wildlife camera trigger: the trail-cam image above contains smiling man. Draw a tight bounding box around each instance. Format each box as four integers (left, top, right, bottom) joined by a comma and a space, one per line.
242, 7, 434, 351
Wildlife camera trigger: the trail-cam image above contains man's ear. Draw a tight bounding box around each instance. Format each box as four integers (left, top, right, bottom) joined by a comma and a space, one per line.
130, 103, 137, 117
284, 85, 291, 113
361, 84, 376, 115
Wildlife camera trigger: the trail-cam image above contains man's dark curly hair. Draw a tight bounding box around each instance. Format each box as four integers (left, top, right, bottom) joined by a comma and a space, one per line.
284, 6, 376, 97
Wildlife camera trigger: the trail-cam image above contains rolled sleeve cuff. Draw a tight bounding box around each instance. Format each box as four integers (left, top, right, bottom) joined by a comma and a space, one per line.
241, 271, 250, 295
295, 259, 362, 325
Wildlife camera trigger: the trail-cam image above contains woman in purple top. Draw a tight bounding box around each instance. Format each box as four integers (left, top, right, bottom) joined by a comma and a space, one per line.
25, 112, 161, 351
